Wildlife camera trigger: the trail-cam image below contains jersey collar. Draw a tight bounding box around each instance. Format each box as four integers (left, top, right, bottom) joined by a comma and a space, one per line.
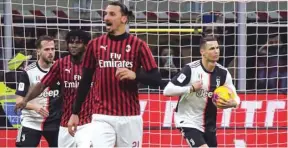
200, 60, 217, 74
36, 61, 49, 73
108, 32, 129, 41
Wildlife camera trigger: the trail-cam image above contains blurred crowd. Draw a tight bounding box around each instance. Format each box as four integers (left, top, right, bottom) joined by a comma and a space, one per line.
0, 26, 287, 92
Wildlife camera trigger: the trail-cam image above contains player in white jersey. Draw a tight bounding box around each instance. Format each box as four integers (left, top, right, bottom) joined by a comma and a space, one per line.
163, 36, 240, 147
15, 35, 61, 147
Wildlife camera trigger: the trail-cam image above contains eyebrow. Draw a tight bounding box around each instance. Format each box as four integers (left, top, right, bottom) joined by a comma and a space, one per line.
208, 46, 219, 50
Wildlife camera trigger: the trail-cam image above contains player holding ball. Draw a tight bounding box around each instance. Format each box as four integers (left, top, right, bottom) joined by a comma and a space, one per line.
163, 36, 240, 147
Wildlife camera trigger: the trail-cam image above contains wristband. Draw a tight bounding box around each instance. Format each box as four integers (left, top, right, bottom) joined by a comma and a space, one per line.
191, 85, 195, 92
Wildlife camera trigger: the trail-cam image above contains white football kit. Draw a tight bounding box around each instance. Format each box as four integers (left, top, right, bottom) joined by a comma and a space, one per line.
16, 62, 62, 131
91, 114, 143, 147
58, 123, 93, 148
164, 60, 240, 132
15, 61, 61, 147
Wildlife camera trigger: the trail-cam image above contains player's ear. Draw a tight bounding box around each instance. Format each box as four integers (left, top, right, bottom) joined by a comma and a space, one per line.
121, 15, 128, 24
200, 46, 205, 55
36, 48, 41, 56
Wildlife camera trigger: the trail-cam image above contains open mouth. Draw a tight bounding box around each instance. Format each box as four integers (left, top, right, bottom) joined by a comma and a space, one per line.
106, 22, 112, 26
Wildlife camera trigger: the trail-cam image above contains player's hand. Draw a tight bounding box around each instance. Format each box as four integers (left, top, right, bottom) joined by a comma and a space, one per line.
34, 105, 49, 117
68, 114, 79, 137
115, 68, 136, 80
14, 100, 28, 114
216, 94, 237, 109
191, 81, 202, 92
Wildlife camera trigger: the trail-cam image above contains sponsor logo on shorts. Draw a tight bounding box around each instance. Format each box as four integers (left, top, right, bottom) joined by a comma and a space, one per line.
90, 141, 93, 148
189, 138, 195, 146
21, 134, 26, 142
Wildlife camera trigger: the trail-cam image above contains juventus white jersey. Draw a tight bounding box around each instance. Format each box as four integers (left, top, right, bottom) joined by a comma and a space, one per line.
16, 62, 62, 131
164, 60, 240, 132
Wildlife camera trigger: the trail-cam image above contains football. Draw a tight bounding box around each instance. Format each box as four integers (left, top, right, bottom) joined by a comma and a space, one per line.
213, 86, 235, 107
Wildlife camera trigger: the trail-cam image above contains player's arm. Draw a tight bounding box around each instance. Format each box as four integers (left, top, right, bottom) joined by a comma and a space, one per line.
224, 71, 240, 107
135, 68, 164, 88
72, 40, 96, 115
137, 41, 163, 87
163, 65, 193, 96
15, 71, 38, 110
15, 96, 37, 110
22, 60, 60, 103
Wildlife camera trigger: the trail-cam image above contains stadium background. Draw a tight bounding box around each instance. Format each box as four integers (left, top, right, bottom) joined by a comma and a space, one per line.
0, 0, 287, 147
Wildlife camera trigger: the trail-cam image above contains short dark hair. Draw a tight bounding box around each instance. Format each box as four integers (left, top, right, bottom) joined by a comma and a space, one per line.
35, 35, 54, 49
65, 30, 91, 45
108, 1, 133, 23
200, 36, 218, 48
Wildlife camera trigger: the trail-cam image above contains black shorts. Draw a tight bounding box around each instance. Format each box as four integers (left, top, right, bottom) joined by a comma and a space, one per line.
180, 127, 217, 147
15, 126, 59, 147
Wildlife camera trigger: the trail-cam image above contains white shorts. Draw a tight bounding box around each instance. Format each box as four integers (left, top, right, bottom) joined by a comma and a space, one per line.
58, 126, 75, 148
91, 114, 143, 147
58, 123, 93, 148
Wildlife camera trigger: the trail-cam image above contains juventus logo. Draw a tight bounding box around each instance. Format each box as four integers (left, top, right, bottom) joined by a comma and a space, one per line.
216, 76, 220, 87
125, 45, 131, 52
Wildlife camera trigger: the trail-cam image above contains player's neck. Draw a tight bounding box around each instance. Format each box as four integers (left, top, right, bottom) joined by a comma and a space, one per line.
108, 31, 128, 41
114, 25, 127, 36
113, 30, 126, 36
109, 25, 127, 36
71, 53, 83, 64
38, 59, 52, 69
201, 59, 216, 72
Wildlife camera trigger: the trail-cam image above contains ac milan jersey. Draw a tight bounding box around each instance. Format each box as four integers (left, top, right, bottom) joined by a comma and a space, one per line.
41, 55, 96, 126
15, 62, 62, 131
82, 33, 157, 116
170, 60, 240, 132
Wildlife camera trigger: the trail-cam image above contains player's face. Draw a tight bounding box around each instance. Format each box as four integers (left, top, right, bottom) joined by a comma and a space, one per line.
68, 37, 85, 56
104, 5, 127, 34
201, 41, 220, 62
161, 48, 174, 64
38, 40, 55, 64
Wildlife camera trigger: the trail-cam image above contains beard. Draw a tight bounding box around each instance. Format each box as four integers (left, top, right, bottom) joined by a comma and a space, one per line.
42, 56, 54, 65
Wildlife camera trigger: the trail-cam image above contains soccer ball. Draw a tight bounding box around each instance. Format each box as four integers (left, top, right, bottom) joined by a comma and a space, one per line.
213, 86, 235, 107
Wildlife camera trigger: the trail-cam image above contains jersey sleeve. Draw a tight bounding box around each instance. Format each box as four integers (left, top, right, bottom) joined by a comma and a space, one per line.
139, 41, 158, 71
170, 65, 192, 86
15, 71, 30, 97
82, 40, 97, 69
224, 71, 241, 106
41, 60, 60, 87
163, 65, 192, 96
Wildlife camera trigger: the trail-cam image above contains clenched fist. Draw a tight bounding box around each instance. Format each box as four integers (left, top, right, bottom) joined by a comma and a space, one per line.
14, 100, 28, 114
115, 68, 136, 80
191, 81, 203, 92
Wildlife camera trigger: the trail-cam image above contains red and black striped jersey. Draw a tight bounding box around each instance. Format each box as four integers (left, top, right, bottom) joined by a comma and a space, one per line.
41, 55, 96, 126
82, 33, 157, 116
